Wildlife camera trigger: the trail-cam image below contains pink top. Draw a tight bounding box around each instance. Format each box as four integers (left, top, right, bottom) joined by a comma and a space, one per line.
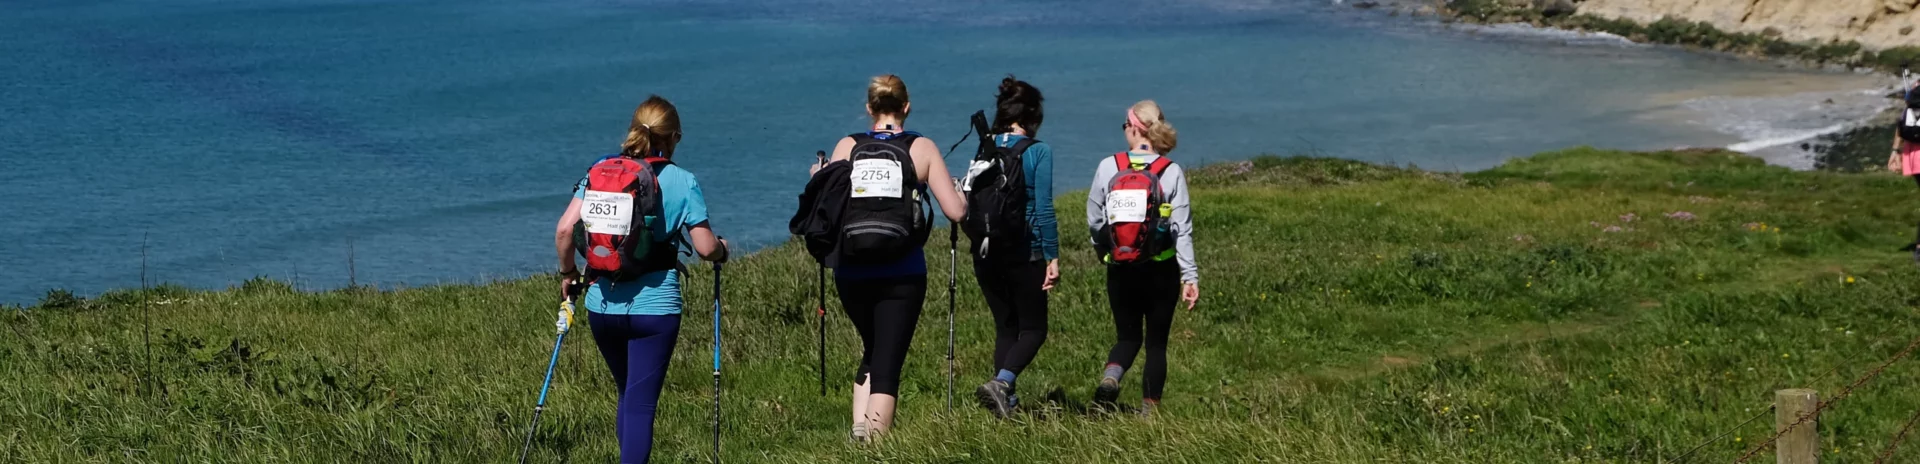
1903, 141, 1920, 176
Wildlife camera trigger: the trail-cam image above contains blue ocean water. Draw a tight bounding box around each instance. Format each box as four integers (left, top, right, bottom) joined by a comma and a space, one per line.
0, 0, 1880, 304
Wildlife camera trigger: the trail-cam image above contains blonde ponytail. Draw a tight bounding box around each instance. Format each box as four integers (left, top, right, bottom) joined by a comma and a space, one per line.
620, 95, 682, 158
1129, 100, 1178, 155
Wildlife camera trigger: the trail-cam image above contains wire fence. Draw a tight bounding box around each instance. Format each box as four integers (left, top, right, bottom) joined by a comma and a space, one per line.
1728, 332, 1920, 464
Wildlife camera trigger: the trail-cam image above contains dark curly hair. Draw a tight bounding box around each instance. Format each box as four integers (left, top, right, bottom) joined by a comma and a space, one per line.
991, 75, 1044, 136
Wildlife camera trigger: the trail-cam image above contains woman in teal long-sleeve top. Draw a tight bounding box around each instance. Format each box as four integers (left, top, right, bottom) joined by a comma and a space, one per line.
971, 76, 1061, 418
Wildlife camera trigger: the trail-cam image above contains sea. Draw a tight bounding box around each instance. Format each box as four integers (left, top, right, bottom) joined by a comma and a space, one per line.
0, 0, 1899, 304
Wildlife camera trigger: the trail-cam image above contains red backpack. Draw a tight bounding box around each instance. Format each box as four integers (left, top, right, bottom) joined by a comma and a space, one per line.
575, 155, 676, 280
1101, 153, 1175, 264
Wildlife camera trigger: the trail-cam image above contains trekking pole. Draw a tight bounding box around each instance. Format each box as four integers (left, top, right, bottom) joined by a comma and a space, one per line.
711, 262, 724, 464
815, 150, 829, 398
817, 264, 827, 397
518, 280, 580, 464
946, 224, 958, 412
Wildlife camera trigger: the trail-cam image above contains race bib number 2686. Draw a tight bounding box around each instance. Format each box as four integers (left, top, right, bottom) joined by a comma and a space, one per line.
1106, 189, 1149, 223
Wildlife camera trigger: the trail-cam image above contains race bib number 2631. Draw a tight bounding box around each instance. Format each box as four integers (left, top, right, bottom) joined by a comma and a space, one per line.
1106, 189, 1149, 223
851, 159, 904, 198
581, 190, 635, 235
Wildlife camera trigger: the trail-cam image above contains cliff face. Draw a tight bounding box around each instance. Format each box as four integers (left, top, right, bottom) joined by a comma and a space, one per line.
1576, 0, 1918, 50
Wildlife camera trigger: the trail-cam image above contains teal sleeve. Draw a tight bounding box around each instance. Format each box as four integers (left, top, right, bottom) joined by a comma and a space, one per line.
572, 177, 587, 199
681, 175, 710, 229
1027, 142, 1059, 261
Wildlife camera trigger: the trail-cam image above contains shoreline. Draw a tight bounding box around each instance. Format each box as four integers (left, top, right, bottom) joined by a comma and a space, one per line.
1432, 1, 1920, 75
1334, 0, 1912, 171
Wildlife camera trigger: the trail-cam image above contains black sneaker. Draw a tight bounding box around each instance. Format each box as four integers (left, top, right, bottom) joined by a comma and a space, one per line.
976, 379, 1014, 418
1092, 376, 1121, 408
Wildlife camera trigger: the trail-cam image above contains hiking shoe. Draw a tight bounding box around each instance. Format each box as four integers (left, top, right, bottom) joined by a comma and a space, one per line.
1139, 400, 1158, 418
976, 379, 1014, 419
1092, 376, 1121, 408
850, 421, 870, 444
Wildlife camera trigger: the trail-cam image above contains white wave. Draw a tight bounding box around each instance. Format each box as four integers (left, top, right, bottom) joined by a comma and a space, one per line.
1726, 123, 1848, 152
1465, 23, 1639, 46
1681, 86, 1897, 161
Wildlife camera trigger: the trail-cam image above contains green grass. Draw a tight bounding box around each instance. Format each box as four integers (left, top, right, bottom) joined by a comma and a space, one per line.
9, 148, 1920, 462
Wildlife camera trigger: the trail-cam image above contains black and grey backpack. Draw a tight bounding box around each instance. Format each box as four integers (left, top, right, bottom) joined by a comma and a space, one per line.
837, 131, 932, 265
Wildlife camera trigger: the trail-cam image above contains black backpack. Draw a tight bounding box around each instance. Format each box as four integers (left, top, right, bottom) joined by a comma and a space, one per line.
962, 135, 1037, 261
838, 132, 932, 265
1902, 91, 1920, 143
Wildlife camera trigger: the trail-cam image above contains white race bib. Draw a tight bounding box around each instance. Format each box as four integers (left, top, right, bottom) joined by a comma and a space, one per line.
851, 159, 904, 198
1907, 109, 1919, 126
1106, 189, 1149, 223
580, 190, 635, 235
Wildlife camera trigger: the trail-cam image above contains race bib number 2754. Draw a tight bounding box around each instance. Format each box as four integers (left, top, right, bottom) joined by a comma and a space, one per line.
851, 159, 904, 198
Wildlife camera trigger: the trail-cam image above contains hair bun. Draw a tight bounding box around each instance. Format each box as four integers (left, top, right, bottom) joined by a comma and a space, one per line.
998, 76, 1020, 97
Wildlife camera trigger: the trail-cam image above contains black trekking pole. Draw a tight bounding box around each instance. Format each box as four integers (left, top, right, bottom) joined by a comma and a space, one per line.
946, 223, 958, 412
815, 150, 829, 398
519, 279, 582, 464
711, 261, 724, 464
816, 263, 827, 397
942, 111, 984, 413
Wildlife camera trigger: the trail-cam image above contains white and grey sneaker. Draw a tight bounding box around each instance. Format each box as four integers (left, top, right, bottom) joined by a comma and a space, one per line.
850, 421, 870, 444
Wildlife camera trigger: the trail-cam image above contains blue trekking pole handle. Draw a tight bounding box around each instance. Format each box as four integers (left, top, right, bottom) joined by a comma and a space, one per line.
711, 260, 723, 464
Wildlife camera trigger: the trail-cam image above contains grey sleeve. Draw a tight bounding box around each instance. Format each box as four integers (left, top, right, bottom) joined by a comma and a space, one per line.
1086, 161, 1114, 249
1163, 164, 1198, 283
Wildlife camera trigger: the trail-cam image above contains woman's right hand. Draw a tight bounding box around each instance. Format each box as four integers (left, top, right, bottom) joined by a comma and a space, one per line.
559, 273, 583, 300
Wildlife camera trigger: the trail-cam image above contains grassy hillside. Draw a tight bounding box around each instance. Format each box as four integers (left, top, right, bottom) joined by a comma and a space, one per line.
8, 148, 1920, 463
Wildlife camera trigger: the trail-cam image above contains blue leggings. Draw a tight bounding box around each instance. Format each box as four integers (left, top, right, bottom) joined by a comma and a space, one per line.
587, 311, 682, 464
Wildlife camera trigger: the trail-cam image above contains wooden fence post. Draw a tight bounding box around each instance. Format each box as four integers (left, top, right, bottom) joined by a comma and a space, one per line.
1775, 388, 1819, 464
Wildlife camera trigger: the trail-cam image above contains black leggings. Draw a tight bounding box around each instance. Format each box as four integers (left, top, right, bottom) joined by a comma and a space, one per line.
1104, 260, 1182, 400
974, 258, 1050, 377
836, 274, 928, 396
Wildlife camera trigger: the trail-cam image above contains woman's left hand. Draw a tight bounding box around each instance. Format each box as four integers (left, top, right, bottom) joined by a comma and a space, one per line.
1041, 259, 1060, 292
1181, 281, 1200, 311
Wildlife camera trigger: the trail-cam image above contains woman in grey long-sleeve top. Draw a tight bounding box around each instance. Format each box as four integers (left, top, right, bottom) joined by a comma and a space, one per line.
1085, 100, 1198, 416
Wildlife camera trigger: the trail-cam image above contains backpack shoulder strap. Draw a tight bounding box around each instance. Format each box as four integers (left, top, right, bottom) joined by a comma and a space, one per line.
1146, 157, 1174, 176
589, 153, 621, 169
1006, 138, 1038, 160
1112, 153, 1132, 172
643, 155, 673, 172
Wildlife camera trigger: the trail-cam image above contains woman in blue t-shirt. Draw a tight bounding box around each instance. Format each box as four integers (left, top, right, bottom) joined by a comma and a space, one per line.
553, 95, 729, 463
